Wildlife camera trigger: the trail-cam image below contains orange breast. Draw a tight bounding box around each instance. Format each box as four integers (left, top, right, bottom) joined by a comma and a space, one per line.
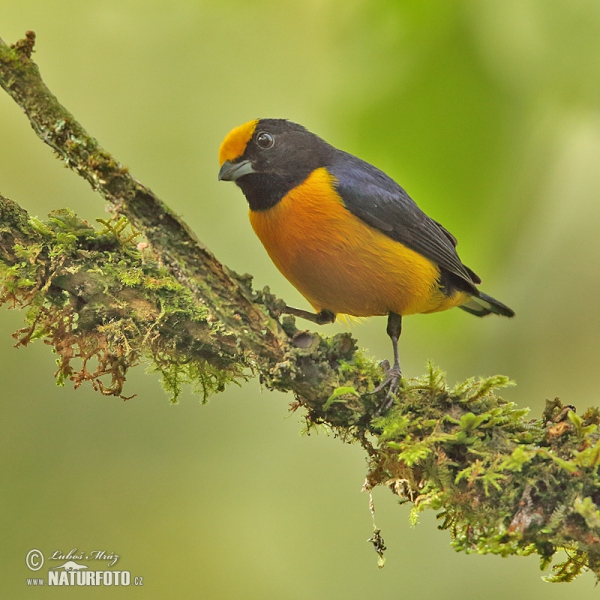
249, 168, 467, 317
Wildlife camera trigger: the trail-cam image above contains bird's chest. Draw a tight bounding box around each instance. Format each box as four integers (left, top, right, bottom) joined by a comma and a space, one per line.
248, 168, 441, 316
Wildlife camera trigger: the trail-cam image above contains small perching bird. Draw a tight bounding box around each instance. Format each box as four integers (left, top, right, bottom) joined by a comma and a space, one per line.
218, 119, 514, 412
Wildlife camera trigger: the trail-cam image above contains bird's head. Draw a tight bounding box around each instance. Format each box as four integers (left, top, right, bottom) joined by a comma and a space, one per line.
218, 119, 331, 210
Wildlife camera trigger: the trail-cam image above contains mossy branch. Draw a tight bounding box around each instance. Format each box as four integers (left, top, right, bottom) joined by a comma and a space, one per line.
1, 32, 599, 583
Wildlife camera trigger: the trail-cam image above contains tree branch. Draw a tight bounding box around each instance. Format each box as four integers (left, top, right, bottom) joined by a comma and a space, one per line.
1, 32, 599, 583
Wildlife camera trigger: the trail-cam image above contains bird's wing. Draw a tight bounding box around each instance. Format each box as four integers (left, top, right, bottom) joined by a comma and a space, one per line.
328, 151, 480, 293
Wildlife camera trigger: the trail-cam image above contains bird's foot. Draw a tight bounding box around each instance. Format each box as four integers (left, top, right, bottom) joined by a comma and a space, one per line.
370, 359, 402, 416
283, 306, 336, 325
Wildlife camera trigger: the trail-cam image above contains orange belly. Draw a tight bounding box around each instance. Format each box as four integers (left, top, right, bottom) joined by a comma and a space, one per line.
249, 168, 468, 317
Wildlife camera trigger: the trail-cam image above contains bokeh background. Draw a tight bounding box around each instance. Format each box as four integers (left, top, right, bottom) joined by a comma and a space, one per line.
1, 0, 600, 598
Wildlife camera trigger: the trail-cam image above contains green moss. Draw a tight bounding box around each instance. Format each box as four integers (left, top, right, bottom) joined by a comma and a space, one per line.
352, 365, 600, 582
150, 357, 237, 404
0, 209, 240, 401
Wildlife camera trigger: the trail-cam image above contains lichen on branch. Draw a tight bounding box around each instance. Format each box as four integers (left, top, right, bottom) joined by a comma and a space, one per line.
1, 32, 599, 583
368, 371, 600, 582
0, 198, 240, 400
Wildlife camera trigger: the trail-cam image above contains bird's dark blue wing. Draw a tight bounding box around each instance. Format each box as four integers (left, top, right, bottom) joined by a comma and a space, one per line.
327, 150, 480, 294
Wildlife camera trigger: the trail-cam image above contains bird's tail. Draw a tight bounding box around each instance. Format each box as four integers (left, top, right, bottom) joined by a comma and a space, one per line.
459, 291, 515, 318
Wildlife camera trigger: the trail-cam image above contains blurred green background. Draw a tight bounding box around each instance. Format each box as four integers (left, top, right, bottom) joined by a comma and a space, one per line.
1, 0, 600, 597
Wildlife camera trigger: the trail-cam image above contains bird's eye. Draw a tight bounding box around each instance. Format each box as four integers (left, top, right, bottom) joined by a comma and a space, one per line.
256, 131, 274, 149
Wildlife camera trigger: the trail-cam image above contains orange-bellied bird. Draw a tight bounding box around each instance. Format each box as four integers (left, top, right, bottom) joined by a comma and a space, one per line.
218, 119, 514, 411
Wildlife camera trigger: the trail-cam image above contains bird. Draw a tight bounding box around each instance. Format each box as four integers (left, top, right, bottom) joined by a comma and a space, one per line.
218, 119, 514, 413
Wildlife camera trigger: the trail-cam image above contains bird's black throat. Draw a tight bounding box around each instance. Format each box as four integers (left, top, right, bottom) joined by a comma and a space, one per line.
236, 172, 312, 211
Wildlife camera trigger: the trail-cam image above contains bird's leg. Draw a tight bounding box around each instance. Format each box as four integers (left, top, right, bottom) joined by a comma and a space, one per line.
282, 306, 336, 325
371, 312, 402, 415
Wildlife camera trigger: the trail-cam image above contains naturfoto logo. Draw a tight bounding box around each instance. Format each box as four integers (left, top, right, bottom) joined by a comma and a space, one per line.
25, 548, 143, 587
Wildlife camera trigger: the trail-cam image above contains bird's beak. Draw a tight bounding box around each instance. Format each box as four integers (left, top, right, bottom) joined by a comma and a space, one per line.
218, 159, 255, 181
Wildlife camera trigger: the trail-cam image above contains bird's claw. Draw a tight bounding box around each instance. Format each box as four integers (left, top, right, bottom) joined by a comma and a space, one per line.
370, 360, 402, 416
